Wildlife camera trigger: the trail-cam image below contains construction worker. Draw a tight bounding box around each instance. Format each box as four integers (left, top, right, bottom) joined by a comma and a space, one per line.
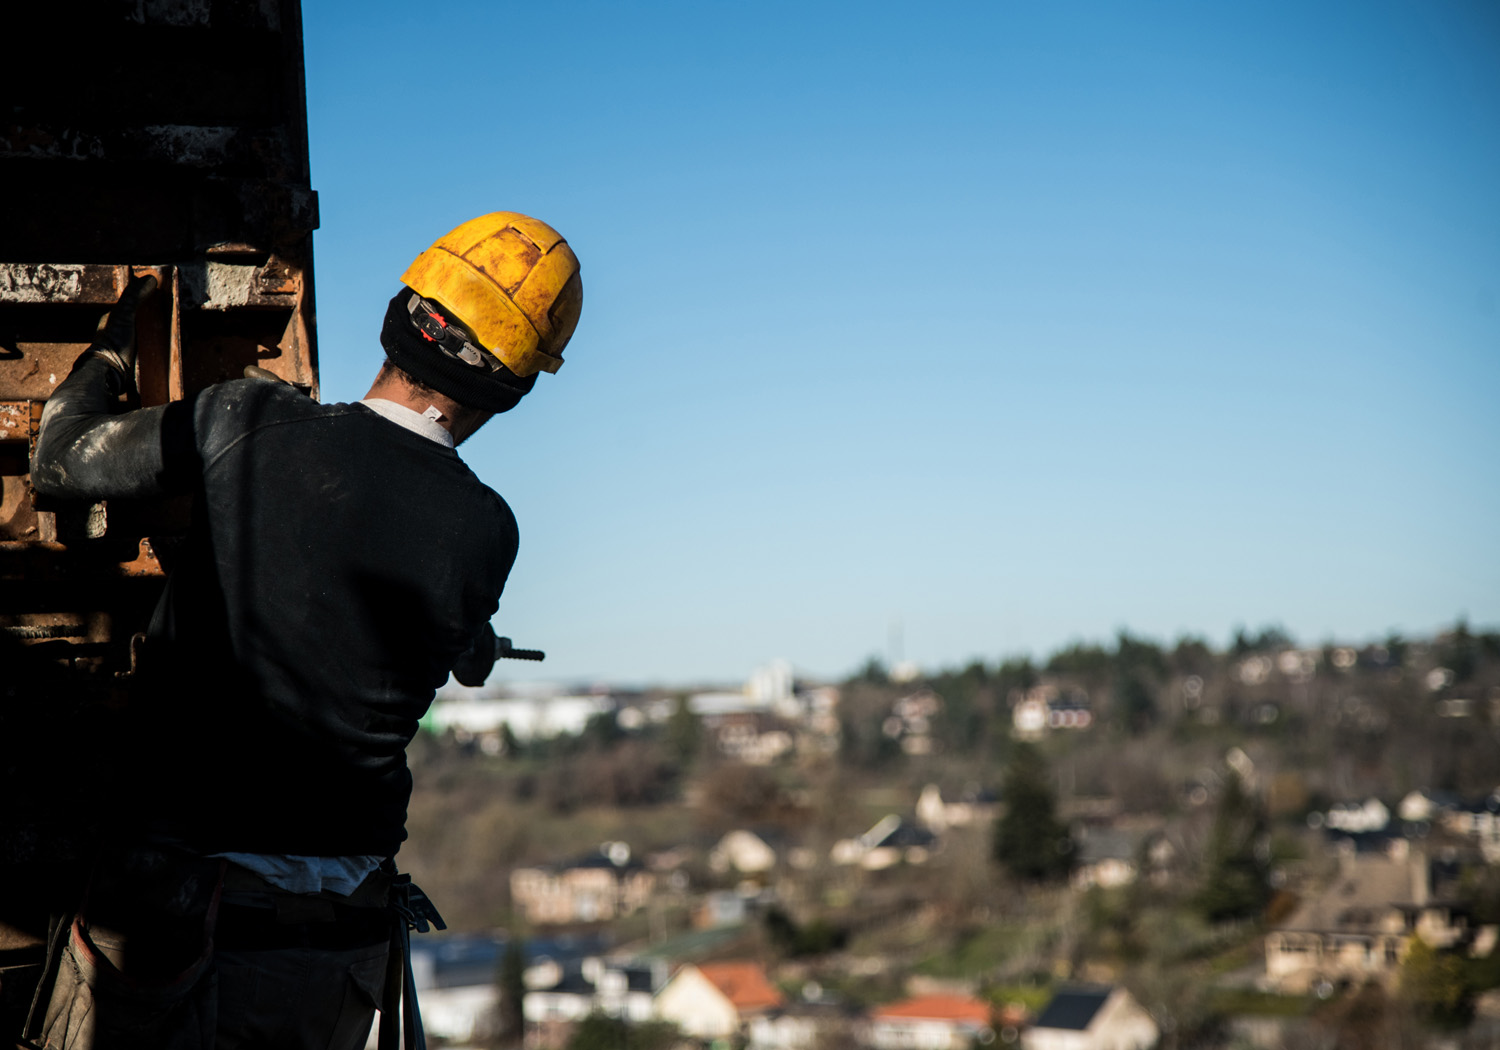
25, 212, 582, 1050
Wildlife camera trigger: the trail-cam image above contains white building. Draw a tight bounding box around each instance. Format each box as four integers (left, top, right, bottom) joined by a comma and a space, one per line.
748, 659, 794, 705
524, 957, 661, 1025
654, 961, 784, 1041
1023, 985, 1158, 1050
867, 994, 993, 1049
424, 693, 612, 745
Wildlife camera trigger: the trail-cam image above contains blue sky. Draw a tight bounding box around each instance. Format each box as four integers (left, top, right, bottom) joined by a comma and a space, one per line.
302, 1, 1499, 684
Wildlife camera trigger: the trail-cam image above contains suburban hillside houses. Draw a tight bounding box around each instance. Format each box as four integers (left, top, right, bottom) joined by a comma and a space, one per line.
1264, 840, 1492, 993
401, 631, 1500, 1048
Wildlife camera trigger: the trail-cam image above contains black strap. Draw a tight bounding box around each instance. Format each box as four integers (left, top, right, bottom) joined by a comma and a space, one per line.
378, 872, 446, 1050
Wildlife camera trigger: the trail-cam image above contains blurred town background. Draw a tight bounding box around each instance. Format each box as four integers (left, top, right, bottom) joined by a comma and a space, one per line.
393, 619, 1500, 1050
298, 4, 1499, 1048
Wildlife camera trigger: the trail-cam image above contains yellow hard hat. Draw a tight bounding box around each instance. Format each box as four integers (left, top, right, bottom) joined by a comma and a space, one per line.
400, 212, 582, 377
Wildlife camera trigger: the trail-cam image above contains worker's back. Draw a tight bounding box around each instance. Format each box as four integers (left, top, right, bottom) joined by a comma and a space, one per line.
133, 379, 517, 858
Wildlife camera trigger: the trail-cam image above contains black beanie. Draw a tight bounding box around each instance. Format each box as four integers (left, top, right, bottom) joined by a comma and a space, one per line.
380, 288, 538, 413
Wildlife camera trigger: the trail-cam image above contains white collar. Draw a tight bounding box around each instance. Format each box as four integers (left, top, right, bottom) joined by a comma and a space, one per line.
358, 398, 455, 449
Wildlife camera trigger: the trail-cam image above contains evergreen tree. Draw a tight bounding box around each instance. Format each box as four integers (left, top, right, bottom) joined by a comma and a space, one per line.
565, 1014, 628, 1050
994, 656, 1038, 698
1113, 630, 1164, 734
495, 935, 526, 1048
499, 722, 522, 758
1194, 772, 1270, 923
1114, 672, 1157, 735
1401, 937, 1474, 1027
565, 1013, 679, 1050
1441, 617, 1477, 683
993, 743, 1073, 882
665, 694, 701, 765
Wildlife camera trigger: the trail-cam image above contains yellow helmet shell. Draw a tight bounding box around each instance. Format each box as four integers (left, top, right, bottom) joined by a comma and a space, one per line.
400, 212, 582, 376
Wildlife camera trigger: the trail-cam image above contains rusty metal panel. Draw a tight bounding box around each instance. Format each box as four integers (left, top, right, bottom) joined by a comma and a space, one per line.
1, 2, 322, 946
0, 0, 319, 716
1, 0, 316, 261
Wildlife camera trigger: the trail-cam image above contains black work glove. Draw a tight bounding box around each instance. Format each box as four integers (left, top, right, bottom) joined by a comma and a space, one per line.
85, 272, 158, 377
451, 621, 498, 688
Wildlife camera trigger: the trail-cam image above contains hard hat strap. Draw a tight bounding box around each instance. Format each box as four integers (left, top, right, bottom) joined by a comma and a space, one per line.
406, 294, 501, 374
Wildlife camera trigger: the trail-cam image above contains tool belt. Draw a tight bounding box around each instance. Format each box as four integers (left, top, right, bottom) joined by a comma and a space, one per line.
22, 851, 444, 1050
216, 859, 447, 1050
23, 853, 225, 1050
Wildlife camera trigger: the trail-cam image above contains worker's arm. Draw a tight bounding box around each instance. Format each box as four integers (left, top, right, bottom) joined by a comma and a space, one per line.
30, 275, 200, 500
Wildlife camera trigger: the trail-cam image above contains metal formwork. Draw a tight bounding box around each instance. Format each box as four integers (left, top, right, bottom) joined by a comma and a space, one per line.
0, 0, 320, 965
1, 0, 318, 664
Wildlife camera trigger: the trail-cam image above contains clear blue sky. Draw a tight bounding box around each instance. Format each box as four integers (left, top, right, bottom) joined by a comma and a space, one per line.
301, 0, 1500, 684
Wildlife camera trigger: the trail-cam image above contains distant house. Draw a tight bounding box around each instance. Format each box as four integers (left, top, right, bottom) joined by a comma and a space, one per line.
916, 783, 998, 832
524, 956, 660, 1025
797, 685, 843, 757
1397, 789, 1464, 824
1011, 684, 1092, 741
405, 935, 509, 1047
831, 815, 937, 870
1070, 826, 1175, 891
1264, 842, 1477, 993
694, 889, 751, 929
710, 829, 781, 875
747, 1000, 860, 1049
1321, 797, 1391, 834
1436, 794, 1500, 864
867, 994, 993, 1049
886, 690, 943, 755
510, 845, 655, 925
654, 961, 784, 1041
1023, 984, 1158, 1050
703, 711, 797, 765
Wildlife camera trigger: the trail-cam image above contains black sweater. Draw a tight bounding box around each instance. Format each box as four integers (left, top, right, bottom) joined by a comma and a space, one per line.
31, 358, 517, 857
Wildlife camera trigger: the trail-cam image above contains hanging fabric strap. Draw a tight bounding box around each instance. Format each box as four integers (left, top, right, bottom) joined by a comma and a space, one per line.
377, 872, 446, 1050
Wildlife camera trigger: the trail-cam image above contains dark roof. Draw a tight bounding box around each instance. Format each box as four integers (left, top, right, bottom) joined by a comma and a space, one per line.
544, 967, 596, 996
534, 962, 657, 997
1455, 795, 1500, 815
1049, 695, 1091, 710
561, 851, 644, 873
1325, 828, 1403, 852
764, 1000, 861, 1020
1034, 985, 1113, 1031
412, 932, 608, 990
872, 820, 937, 849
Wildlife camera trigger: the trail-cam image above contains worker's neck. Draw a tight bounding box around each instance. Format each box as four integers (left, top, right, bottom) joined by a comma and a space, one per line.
362, 373, 491, 445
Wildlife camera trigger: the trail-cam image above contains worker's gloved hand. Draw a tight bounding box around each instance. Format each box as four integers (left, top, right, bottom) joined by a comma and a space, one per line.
450, 621, 497, 688
86, 272, 159, 377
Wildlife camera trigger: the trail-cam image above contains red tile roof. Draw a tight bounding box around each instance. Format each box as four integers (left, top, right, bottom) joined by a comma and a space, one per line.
697, 962, 785, 1013
872, 994, 992, 1024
